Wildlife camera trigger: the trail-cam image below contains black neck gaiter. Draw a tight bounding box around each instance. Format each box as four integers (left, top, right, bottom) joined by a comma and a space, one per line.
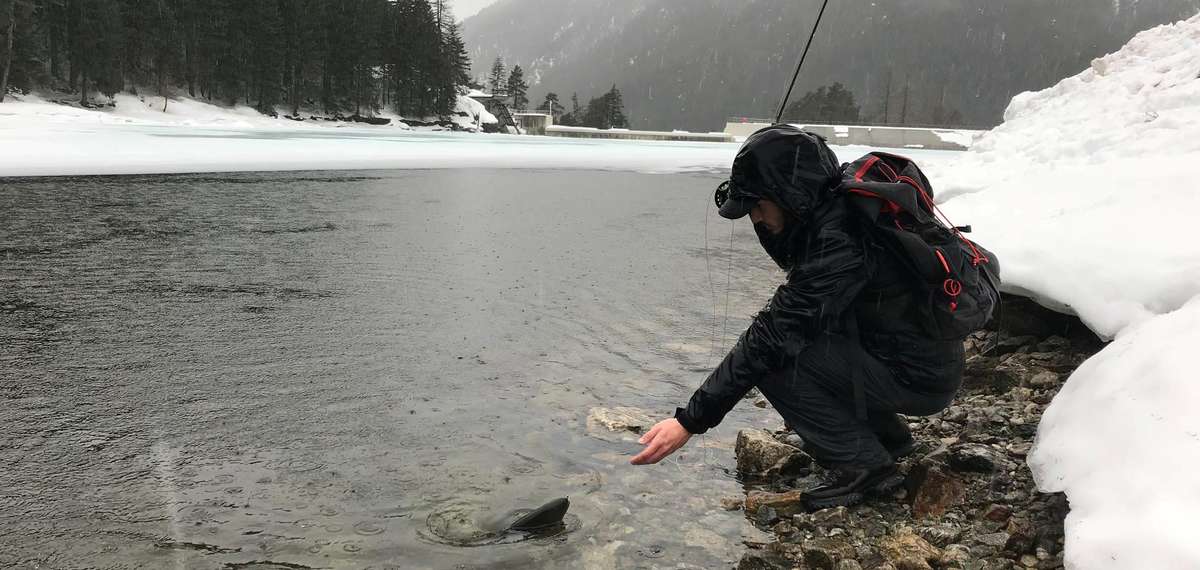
754, 220, 803, 270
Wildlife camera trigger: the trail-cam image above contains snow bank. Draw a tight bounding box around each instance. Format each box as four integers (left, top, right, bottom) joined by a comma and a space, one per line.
936, 14, 1200, 569
938, 15, 1200, 337
452, 94, 498, 130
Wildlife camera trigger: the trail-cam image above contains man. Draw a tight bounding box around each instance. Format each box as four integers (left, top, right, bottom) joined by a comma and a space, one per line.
630, 125, 966, 512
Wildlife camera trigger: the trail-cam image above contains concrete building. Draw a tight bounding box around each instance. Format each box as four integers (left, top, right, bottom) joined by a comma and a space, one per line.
513, 112, 553, 135
545, 125, 734, 143
723, 119, 983, 151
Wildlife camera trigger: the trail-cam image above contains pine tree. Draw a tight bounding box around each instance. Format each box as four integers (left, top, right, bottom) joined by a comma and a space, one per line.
538, 92, 559, 115
506, 64, 527, 109
1, 0, 18, 103
605, 84, 626, 128
442, 19, 470, 86
581, 93, 605, 128
76, 0, 125, 103
487, 56, 505, 96
783, 82, 860, 124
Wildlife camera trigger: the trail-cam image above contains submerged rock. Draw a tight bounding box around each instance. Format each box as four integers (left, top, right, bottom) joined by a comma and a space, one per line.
585, 406, 655, 440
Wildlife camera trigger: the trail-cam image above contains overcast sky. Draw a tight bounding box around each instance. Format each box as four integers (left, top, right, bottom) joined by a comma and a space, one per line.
448, 0, 501, 20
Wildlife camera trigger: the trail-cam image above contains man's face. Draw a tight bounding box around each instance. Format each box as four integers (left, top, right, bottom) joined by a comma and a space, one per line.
749, 199, 786, 235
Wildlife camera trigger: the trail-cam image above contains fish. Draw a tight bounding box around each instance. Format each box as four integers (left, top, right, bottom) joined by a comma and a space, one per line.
505, 497, 570, 531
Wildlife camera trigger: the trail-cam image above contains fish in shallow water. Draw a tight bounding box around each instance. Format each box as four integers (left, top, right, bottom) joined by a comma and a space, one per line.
505, 497, 570, 531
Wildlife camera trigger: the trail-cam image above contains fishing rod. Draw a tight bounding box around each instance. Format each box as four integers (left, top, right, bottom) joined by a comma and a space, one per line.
774, 0, 831, 124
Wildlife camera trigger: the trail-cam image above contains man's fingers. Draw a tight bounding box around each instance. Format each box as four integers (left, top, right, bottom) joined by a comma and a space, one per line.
638, 424, 660, 445
630, 443, 664, 465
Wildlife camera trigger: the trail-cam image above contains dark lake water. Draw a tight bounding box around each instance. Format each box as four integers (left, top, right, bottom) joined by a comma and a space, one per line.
0, 169, 788, 569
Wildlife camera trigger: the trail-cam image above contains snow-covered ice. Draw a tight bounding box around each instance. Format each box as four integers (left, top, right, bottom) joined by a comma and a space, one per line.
0, 91, 952, 177
936, 14, 1200, 569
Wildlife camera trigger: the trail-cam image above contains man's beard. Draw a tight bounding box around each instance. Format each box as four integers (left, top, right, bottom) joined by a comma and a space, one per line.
754, 221, 799, 270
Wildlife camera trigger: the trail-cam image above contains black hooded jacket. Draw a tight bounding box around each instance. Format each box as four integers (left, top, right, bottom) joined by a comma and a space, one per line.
675, 130, 964, 435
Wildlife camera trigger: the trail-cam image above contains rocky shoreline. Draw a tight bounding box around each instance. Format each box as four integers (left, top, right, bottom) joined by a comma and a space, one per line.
728, 295, 1104, 570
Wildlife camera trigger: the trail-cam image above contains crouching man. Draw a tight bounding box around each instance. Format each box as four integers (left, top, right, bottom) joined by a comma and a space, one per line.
631, 125, 970, 512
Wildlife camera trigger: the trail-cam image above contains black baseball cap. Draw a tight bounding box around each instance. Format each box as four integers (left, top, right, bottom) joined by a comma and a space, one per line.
713, 124, 841, 220
714, 179, 758, 219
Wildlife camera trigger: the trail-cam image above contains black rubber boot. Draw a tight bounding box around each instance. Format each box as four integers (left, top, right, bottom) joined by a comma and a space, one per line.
800, 464, 905, 512
886, 438, 918, 460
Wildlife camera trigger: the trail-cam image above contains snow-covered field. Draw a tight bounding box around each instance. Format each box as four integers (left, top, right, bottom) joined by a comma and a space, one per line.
0, 91, 967, 178
3, 13, 1199, 569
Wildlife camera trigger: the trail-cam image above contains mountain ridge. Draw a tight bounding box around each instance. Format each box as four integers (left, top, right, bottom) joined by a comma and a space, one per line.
463, 0, 1200, 131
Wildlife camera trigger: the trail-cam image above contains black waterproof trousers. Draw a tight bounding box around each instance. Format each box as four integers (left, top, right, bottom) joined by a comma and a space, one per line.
754, 333, 958, 470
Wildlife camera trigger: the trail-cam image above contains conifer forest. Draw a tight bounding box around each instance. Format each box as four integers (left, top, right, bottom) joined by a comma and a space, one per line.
0, 0, 472, 117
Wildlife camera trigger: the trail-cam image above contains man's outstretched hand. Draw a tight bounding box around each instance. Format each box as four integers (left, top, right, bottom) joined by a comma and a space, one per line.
630, 418, 692, 465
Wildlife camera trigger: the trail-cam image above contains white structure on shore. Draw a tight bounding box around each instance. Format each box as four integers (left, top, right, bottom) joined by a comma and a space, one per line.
724, 119, 983, 151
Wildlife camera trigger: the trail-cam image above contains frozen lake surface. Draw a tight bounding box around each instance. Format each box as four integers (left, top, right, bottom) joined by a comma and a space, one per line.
1, 168, 797, 568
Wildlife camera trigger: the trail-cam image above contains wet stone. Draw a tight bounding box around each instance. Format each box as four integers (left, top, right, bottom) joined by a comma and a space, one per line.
879, 527, 943, 570
907, 464, 965, 519
941, 544, 973, 569
916, 522, 964, 547
746, 490, 806, 519
756, 505, 780, 525
779, 433, 805, 448
585, 406, 654, 440
977, 532, 1011, 548
1027, 370, 1059, 387
801, 538, 857, 570
948, 443, 1011, 473
811, 506, 849, 527
984, 504, 1013, 522
1005, 517, 1038, 554
720, 496, 744, 511
736, 550, 791, 570
736, 428, 810, 475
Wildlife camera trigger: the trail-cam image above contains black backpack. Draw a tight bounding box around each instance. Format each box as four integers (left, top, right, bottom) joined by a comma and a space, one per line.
839, 152, 1001, 341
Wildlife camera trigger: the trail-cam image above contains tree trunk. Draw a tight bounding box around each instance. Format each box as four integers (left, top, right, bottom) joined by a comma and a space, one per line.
49, 3, 60, 79
0, 0, 16, 103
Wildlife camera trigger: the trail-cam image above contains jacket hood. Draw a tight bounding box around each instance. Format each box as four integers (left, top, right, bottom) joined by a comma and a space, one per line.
727, 125, 842, 222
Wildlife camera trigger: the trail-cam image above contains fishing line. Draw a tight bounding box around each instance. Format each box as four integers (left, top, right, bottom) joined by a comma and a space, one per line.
721, 220, 735, 352
703, 194, 720, 363
774, 0, 831, 124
